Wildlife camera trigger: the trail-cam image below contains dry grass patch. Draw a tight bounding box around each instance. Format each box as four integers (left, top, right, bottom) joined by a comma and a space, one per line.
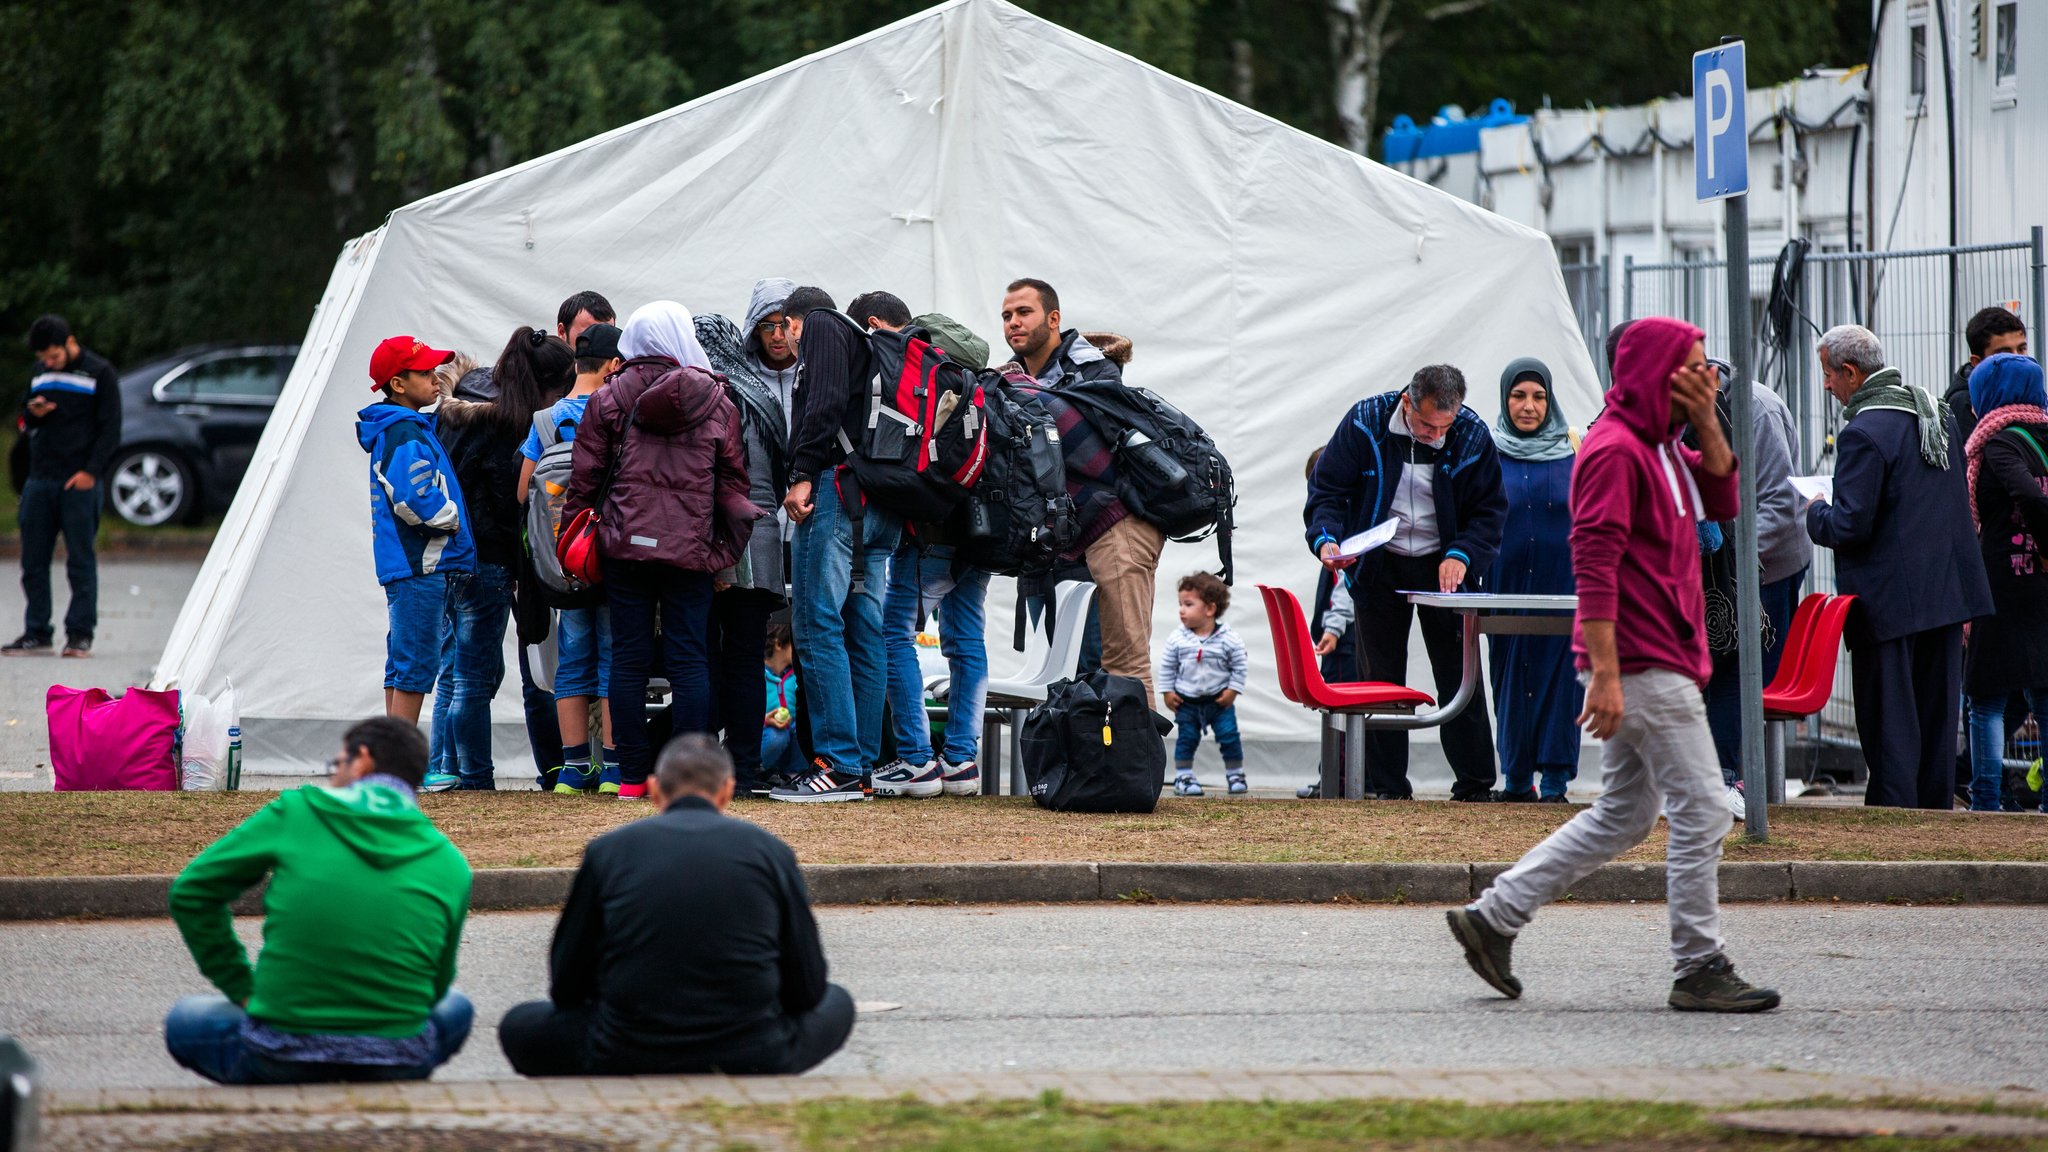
2, 791, 2045, 877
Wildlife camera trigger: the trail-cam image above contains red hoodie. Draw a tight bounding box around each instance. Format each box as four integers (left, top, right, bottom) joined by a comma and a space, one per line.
1571, 317, 1739, 686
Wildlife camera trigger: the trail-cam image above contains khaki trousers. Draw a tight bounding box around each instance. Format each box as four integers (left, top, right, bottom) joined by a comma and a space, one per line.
1084, 516, 1166, 701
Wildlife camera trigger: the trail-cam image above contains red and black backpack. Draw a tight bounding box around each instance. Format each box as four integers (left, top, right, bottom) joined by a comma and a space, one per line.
828, 315, 989, 522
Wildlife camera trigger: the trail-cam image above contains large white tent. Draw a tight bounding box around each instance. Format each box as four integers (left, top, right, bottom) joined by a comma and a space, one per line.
152, 0, 1601, 771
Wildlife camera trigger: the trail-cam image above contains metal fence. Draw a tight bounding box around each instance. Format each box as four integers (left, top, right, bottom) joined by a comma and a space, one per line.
1612, 229, 2048, 775
1559, 258, 1610, 389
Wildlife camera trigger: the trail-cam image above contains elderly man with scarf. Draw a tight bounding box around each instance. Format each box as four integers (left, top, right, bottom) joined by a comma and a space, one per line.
1806, 325, 1991, 809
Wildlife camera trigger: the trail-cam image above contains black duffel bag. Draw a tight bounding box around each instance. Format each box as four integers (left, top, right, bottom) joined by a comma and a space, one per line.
1021, 670, 1171, 813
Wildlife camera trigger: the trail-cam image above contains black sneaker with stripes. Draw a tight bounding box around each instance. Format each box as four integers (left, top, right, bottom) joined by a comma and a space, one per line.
769, 766, 871, 803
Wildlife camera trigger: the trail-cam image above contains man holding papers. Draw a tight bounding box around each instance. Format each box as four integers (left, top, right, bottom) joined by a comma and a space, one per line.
1304, 364, 1507, 801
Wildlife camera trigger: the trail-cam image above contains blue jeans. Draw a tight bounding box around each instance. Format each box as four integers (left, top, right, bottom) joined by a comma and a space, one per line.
1173, 699, 1243, 770
430, 562, 511, 788
1967, 690, 2042, 812
1706, 569, 1805, 785
607, 559, 714, 786
163, 993, 472, 1085
884, 542, 989, 766
384, 572, 462, 693
762, 724, 804, 777
18, 476, 101, 640
553, 605, 612, 700
791, 467, 901, 775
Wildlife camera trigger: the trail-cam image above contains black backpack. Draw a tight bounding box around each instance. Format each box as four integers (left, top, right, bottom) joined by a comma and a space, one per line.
948, 367, 1078, 577
1057, 378, 1237, 583
1021, 670, 1172, 813
818, 312, 988, 523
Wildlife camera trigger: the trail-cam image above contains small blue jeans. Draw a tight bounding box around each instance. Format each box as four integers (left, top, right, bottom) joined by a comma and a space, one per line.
384, 572, 462, 694
762, 724, 804, 778
884, 542, 990, 766
1173, 699, 1243, 770
1967, 690, 2043, 812
430, 562, 511, 788
553, 605, 612, 701
790, 467, 900, 775
163, 993, 473, 1085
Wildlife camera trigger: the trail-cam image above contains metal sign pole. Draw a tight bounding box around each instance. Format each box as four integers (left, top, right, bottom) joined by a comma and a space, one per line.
1694, 37, 1766, 839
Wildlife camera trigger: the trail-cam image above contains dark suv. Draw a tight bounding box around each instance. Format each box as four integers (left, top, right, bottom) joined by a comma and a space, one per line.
104, 344, 298, 526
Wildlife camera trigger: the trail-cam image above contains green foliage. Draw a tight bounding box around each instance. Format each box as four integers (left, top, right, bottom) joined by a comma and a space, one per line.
0, 0, 1861, 375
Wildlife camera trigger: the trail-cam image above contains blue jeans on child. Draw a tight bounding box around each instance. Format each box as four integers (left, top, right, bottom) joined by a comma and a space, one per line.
790, 467, 900, 775
1967, 689, 2043, 812
385, 572, 463, 694
430, 562, 511, 789
1173, 697, 1243, 770
884, 542, 989, 766
762, 723, 804, 777
164, 992, 473, 1085
553, 605, 612, 700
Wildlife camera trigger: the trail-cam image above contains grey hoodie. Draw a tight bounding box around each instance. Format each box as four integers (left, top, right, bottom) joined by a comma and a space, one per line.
742, 277, 799, 429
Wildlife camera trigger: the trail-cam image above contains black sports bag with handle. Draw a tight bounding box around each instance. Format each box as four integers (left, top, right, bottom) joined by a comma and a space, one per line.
1021, 670, 1171, 813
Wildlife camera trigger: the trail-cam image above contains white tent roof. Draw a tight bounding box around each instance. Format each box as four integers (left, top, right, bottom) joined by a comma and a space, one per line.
153, 0, 1600, 767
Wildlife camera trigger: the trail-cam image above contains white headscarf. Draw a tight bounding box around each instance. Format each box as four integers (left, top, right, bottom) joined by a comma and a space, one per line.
619, 300, 711, 370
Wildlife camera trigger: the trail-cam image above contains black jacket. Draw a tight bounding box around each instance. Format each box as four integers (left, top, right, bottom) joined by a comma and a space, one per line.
1302, 390, 1508, 589
1808, 408, 1993, 643
547, 795, 829, 1068
1946, 362, 1981, 446
1965, 419, 2048, 694
20, 348, 121, 480
434, 397, 526, 569
787, 310, 873, 481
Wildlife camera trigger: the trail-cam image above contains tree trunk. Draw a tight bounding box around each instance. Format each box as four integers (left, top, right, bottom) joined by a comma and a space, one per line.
1328, 0, 1367, 152
1360, 0, 1398, 155
1230, 0, 1254, 105
400, 14, 444, 202
315, 0, 360, 236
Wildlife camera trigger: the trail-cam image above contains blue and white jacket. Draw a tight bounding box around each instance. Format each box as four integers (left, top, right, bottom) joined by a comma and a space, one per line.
356, 402, 475, 584
1302, 391, 1507, 590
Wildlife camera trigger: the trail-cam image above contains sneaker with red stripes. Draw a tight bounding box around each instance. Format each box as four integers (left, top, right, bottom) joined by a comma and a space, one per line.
769, 766, 871, 803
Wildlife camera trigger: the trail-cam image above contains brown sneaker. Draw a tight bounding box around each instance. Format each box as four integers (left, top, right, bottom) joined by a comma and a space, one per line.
1669, 955, 1780, 1013
61, 636, 92, 658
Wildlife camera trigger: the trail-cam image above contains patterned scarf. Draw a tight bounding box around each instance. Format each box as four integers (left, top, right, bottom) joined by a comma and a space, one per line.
1841, 366, 1948, 469
1963, 403, 2048, 533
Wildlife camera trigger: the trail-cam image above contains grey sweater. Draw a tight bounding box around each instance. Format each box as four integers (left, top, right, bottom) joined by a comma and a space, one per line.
1737, 380, 1813, 585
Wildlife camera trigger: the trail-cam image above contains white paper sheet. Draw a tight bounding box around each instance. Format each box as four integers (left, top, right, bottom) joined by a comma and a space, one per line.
1337, 518, 1400, 560
1790, 475, 1833, 503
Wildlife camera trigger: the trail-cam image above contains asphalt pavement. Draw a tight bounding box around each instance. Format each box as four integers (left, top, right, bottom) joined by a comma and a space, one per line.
4, 903, 2039, 1093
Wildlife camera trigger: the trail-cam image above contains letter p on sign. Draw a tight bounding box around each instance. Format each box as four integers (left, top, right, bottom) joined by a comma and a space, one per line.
1693, 41, 1748, 202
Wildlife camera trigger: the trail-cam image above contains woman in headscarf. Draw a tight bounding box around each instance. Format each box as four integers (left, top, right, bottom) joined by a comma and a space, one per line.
1960, 352, 2048, 812
1486, 357, 1581, 802
563, 301, 763, 799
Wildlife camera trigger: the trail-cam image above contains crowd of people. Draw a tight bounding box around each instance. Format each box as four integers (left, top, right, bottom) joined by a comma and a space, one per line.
356, 279, 1183, 802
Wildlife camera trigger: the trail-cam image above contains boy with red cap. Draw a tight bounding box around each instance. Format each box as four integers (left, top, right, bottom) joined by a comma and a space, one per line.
359, 336, 476, 745
1447, 316, 1781, 1014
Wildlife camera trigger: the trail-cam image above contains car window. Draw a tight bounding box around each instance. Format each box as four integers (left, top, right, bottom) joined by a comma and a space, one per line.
180, 355, 288, 402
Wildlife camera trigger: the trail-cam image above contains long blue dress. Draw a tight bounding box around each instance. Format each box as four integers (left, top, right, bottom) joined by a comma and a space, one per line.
1487, 454, 1582, 796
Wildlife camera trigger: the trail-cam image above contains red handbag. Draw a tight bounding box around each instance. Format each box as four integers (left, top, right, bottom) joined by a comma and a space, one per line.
557, 506, 604, 586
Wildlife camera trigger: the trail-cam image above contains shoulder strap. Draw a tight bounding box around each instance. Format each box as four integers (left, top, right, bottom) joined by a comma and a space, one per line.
2007, 427, 2048, 474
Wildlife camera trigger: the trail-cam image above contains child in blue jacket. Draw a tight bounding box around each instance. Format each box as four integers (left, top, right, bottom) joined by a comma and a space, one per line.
357, 336, 475, 752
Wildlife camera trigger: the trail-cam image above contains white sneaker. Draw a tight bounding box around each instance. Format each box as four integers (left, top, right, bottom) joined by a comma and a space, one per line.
873, 759, 944, 798
1725, 785, 1747, 821
939, 759, 981, 796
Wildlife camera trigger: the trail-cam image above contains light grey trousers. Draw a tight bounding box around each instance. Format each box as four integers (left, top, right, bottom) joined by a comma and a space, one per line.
1473, 668, 1732, 975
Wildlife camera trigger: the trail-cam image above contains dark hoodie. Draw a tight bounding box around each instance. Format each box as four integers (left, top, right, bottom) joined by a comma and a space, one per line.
168, 780, 471, 1037
1570, 316, 1739, 686
565, 357, 761, 572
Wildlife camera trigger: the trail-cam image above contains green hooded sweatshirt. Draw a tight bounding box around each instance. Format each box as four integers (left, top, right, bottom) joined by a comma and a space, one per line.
168, 781, 471, 1037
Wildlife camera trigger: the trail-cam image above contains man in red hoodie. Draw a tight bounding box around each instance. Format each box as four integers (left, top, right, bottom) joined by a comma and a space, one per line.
1447, 317, 1781, 1013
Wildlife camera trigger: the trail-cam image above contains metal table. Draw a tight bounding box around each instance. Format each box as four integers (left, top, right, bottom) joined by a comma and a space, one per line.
1317, 592, 1578, 799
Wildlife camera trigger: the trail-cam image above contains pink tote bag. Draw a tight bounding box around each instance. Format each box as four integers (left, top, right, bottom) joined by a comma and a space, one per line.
48, 685, 181, 791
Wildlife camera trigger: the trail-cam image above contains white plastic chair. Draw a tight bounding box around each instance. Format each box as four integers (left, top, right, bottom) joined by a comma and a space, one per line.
980, 580, 1098, 796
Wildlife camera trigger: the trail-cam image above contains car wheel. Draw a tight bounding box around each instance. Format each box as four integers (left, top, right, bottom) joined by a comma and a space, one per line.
108, 449, 194, 527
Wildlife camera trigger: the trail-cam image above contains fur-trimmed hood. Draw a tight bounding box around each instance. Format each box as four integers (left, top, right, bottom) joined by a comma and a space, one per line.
1082, 331, 1131, 366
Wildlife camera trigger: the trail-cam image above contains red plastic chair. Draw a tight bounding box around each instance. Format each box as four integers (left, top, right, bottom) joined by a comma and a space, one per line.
1261, 585, 1434, 712
1258, 584, 1309, 706
1763, 594, 1855, 721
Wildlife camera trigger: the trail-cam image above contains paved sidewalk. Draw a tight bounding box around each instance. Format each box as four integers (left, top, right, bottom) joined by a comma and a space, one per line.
40, 1066, 2048, 1152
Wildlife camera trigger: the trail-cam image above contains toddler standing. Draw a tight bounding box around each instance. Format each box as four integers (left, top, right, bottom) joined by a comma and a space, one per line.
1158, 572, 1249, 796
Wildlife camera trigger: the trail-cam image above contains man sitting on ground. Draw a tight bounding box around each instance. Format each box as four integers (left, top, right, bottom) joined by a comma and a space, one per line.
164, 717, 474, 1084
499, 734, 856, 1075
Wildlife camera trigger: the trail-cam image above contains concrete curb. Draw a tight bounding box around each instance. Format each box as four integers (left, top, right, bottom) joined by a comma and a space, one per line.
6, 860, 2048, 920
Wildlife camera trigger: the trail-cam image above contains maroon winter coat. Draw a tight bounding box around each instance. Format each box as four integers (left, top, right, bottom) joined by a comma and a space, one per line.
565, 356, 762, 573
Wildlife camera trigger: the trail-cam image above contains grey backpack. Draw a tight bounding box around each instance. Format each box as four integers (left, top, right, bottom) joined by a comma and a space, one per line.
525, 410, 595, 601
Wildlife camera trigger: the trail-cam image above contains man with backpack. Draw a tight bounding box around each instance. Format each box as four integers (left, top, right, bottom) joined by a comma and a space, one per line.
1001, 279, 1166, 701
775, 287, 898, 802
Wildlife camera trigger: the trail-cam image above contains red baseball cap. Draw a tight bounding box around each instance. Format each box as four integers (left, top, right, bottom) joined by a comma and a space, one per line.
368, 335, 454, 390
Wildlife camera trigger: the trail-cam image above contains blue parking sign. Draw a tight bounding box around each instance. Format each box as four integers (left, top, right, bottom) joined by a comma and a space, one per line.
1693, 42, 1748, 201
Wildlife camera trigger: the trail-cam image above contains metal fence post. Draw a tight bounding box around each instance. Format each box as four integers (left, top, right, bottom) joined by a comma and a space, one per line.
1622, 255, 1635, 323
1598, 254, 1612, 388
2033, 226, 2046, 364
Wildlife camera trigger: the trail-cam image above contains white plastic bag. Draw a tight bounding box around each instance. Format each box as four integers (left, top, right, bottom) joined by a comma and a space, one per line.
179, 681, 239, 790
